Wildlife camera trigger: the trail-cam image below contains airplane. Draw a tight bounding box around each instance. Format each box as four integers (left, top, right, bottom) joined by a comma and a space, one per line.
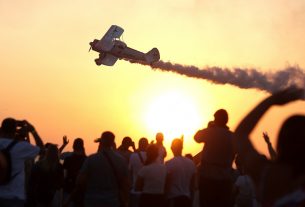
89, 25, 160, 66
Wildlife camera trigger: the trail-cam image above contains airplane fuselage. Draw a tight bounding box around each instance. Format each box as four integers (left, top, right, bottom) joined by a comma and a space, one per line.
90, 39, 146, 62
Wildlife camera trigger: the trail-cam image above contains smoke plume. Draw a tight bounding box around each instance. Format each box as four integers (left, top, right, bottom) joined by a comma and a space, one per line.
131, 60, 305, 93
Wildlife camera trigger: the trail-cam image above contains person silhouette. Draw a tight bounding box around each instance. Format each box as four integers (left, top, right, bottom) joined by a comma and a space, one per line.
194, 109, 235, 207
234, 88, 305, 206
155, 132, 167, 164
28, 144, 64, 207
64, 131, 129, 207
117, 136, 135, 164
135, 144, 167, 207
165, 138, 196, 207
0, 118, 43, 207
129, 137, 149, 207
63, 138, 87, 206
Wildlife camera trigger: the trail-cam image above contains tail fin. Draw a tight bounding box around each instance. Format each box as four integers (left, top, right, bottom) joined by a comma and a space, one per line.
145, 48, 160, 64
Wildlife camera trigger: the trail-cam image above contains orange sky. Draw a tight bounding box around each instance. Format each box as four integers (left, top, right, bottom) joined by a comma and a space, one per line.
1, 0, 305, 159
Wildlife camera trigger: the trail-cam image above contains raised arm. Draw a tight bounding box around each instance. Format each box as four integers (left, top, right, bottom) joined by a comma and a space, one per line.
235, 88, 304, 156
59, 135, 69, 153
234, 88, 303, 181
262, 132, 277, 161
25, 121, 44, 149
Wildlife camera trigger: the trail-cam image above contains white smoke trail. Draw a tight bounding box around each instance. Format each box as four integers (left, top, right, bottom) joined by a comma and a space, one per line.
130, 60, 305, 93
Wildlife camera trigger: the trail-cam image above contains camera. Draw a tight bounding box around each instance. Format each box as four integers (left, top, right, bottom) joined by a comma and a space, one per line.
16, 120, 29, 141
16, 120, 26, 127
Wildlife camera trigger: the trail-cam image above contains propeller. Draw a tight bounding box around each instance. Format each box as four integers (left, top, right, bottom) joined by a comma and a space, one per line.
89, 41, 94, 52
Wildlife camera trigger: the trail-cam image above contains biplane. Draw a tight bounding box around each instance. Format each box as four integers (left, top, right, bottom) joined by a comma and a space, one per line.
89, 25, 160, 66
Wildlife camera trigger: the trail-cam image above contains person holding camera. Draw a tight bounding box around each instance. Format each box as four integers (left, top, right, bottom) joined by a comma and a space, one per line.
0, 118, 44, 207
194, 109, 235, 207
117, 136, 136, 164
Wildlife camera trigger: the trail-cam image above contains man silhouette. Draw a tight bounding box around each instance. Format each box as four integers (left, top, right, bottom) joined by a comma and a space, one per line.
194, 109, 235, 207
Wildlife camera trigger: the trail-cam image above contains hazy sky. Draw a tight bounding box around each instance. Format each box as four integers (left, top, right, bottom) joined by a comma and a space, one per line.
1, 0, 305, 157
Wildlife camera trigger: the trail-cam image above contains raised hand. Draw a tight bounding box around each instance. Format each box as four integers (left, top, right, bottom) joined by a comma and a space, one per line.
262, 132, 277, 160
24, 120, 35, 132
58, 135, 69, 153
263, 132, 270, 144
63, 135, 69, 146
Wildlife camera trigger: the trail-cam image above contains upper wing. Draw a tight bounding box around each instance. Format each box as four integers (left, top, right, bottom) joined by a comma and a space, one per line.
99, 25, 124, 51
103, 25, 124, 39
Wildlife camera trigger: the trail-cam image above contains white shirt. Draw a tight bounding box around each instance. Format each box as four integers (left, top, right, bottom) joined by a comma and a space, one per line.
165, 156, 196, 198
129, 151, 146, 189
137, 161, 167, 194
0, 138, 40, 200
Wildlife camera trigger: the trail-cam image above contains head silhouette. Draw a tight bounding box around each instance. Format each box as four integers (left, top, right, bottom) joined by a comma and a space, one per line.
122, 136, 133, 147
171, 138, 183, 156
145, 144, 159, 165
73, 138, 84, 151
185, 153, 193, 161
100, 131, 115, 148
214, 109, 228, 126
41, 144, 60, 171
1, 118, 17, 137
277, 115, 305, 175
45, 144, 59, 162
156, 132, 164, 144
138, 137, 148, 151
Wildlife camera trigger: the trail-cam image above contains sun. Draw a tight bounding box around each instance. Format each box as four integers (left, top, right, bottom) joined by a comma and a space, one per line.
144, 90, 203, 142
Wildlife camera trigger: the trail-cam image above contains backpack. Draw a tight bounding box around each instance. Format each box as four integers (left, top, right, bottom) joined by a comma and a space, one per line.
0, 140, 18, 185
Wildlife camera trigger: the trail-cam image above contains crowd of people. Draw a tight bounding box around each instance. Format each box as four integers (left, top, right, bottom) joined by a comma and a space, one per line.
0, 88, 305, 207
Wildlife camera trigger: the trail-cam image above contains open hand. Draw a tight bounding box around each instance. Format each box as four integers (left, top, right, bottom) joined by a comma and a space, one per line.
63, 135, 69, 146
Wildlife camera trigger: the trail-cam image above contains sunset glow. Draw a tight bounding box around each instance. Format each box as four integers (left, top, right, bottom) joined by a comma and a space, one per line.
145, 90, 203, 141
1, 0, 305, 157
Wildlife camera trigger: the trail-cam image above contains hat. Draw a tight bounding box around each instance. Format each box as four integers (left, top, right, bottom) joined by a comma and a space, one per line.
94, 131, 115, 147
